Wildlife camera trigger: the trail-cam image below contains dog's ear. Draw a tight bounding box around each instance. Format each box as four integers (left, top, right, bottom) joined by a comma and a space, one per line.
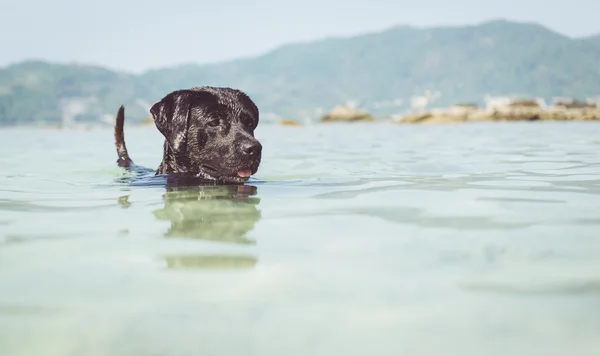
150, 89, 219, 153
150, 90, 192, 153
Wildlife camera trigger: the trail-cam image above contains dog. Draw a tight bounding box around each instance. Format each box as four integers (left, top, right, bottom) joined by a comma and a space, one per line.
114, 86, 262, 185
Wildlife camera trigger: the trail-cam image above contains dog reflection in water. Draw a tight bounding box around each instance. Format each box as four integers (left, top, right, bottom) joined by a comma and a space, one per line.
152, 182, 262, 270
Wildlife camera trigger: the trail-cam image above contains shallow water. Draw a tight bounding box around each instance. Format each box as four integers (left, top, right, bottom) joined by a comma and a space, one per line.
1, 122, 600, 356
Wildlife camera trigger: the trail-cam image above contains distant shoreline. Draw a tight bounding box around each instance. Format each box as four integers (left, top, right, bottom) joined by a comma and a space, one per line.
2, 98, 600, 129
394, 100, 600, 124
2, 119, 600, 131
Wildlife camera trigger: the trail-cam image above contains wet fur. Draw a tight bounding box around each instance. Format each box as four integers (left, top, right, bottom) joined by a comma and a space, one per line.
114, 86, 262, 185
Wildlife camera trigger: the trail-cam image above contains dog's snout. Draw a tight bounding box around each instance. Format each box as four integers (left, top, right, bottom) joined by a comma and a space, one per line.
241, 140, 262, 156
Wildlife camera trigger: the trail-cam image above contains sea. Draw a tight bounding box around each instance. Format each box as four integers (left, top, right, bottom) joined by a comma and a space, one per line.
1, 121, 599, 356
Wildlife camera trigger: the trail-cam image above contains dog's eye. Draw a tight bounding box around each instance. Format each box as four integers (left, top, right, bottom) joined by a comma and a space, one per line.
207, 119, 220, 127
241, 116, 255, 129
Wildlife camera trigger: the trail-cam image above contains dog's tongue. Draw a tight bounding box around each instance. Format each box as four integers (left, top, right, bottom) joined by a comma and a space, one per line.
237, 169, 252, 178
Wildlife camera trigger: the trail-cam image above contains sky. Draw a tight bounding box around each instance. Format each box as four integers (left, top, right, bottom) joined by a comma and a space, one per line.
1, 0, 599, 73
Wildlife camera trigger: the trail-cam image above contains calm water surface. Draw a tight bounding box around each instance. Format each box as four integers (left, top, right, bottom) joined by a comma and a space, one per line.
1, 122, 600, 356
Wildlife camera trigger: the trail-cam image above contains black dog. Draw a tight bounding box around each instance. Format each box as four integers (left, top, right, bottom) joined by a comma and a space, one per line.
114, 86, 262, 184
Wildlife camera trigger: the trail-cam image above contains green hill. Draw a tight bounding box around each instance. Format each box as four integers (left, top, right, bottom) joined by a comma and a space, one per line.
1, 19, 600, 126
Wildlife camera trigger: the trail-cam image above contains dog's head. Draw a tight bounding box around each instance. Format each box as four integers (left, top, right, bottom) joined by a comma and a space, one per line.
150, 86, 262, 183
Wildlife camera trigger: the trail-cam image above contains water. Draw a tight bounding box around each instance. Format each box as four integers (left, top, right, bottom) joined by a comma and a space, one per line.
1, 122, 600, 356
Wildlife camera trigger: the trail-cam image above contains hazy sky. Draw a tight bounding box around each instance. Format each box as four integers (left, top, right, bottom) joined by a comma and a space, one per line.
1, 0, 599, 73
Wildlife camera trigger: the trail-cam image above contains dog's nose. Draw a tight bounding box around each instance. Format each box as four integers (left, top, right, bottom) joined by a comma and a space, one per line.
241, 140, 262, 156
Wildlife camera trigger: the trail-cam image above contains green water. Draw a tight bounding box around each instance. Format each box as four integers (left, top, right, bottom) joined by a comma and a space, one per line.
1, 122, 600, 356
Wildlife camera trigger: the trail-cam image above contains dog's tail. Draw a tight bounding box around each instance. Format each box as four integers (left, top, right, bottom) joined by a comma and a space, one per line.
115, 105, 133, 168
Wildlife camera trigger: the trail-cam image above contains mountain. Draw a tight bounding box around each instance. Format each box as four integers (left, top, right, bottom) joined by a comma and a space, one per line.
2, 19, 600, 126
581, 34, 600, 49
0, 61, 137, 126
